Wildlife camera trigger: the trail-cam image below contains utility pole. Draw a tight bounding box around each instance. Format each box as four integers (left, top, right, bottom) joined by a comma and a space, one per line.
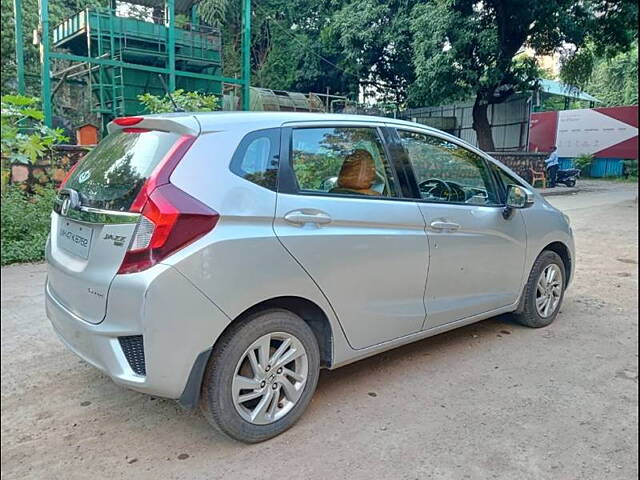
39, 0, 53, 126
14, 0, 26, 95
241, 0, 251, 111
167, 0, 176, 92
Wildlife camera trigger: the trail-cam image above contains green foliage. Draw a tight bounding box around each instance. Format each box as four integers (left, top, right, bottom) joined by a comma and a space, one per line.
1, 0, 104, 95
198, 0, 230, 27
560, 46, 596, 90
409, 0, 638, 150
137, 89, 220, 113
198, 0, 360, 98
0, 185, 56, 265
329, 0, 419, 103
575, 154, 594, 176
623, 159, 638, 178
2, 0, 637, 128
586, 47, 638, 106
1, 95, 68, 164
293, 153, 343, 191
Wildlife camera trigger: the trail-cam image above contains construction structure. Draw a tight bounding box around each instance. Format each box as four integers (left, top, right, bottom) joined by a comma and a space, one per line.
398, 79, 601, 152
24, 0, 251, 132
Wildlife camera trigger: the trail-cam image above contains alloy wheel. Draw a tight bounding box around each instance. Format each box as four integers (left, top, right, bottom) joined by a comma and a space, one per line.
232, 332, 308, 425
535, 264, 563, 318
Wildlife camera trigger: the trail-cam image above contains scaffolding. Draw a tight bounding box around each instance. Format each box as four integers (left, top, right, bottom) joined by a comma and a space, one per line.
23, 0, 251, 132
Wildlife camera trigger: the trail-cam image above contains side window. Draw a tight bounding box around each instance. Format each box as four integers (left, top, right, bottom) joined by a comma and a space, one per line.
398, 130, 500, 206
488, 161, 524, 202
230, 128, 280, 190
290, 127, 397, 197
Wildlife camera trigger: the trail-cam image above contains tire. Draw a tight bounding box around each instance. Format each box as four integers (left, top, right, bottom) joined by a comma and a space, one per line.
566, 179, 576, 187
513, 251, 566, 328
200, 309, 320, 443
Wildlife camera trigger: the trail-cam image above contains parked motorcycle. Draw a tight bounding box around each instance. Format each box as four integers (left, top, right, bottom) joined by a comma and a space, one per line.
556, 168, 581, 187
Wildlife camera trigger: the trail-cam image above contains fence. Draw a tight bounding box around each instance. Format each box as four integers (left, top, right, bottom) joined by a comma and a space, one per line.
398, 95, 532, 152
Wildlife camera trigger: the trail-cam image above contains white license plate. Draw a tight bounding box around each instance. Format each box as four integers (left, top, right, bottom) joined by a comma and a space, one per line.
59, 220, 93, 259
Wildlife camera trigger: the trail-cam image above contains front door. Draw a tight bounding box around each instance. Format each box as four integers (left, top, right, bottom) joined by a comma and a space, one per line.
394, 128, 527, 329
273, 123, 429, 349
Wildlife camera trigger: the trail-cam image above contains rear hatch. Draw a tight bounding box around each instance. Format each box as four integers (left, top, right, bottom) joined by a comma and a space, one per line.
46, 116, 200, 324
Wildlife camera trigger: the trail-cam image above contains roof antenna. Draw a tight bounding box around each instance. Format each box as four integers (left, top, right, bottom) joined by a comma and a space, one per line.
157, 74, 184, 112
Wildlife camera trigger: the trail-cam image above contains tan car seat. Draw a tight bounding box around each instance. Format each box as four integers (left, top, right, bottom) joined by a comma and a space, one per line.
330, 149, 380, 196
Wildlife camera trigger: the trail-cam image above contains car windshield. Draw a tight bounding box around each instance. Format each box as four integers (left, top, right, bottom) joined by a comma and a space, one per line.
64, 130, 180, 211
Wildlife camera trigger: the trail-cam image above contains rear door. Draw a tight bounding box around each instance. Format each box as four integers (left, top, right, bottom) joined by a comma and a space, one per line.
46, 126, 188, 324
392, 127, 527, 329
273, 122, 429, 350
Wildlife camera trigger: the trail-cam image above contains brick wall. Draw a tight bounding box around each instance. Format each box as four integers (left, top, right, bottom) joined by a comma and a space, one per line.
2, 145, 89, 191
488, 152, 547, 184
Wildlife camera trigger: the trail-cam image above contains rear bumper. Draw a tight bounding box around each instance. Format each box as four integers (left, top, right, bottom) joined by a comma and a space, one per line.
46, 279, 148, 390
45, 263, 231, 400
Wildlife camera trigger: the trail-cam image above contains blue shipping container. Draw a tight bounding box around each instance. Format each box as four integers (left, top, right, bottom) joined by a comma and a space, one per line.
590, 158, 624, 177
558, 158, 574, 169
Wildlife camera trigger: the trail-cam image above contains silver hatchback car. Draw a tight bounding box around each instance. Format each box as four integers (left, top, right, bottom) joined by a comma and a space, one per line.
46, 112, 574, 442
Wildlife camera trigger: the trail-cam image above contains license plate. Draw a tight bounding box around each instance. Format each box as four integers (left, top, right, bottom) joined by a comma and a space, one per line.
59, 220, 93, 259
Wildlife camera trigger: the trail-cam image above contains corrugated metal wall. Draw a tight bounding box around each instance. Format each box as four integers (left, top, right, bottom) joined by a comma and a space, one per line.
398, 95, 532, 151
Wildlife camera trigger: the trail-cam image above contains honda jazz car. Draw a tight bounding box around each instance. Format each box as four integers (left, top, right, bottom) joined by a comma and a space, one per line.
46, 112, 574, 442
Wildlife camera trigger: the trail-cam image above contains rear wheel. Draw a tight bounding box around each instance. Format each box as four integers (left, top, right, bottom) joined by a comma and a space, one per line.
200, 309, 320, 443
566, 179, 576, 187
514, 251, 566, 328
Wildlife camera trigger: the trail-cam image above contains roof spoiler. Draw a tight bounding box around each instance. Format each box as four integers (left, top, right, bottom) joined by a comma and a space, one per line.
107, 115, 200, 136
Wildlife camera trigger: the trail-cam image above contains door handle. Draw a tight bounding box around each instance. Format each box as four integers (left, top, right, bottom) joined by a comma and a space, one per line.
284, 210, 332, 226
430, 221, 460, 232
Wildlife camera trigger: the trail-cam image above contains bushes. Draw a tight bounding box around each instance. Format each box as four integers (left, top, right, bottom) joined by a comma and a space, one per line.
1, 185, 56, 265
1, 95, 68, 164
575, 154, 594, 177
623, 159, 638, 179
1, 94, 67, 265
137, 89, 220, 113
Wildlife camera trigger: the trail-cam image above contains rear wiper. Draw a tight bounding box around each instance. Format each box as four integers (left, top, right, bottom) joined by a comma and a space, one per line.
58, 188, 82, 212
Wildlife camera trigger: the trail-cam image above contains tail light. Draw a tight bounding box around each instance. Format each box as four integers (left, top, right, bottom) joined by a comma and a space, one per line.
113, 116, 144, 126
117, 134, 219, 274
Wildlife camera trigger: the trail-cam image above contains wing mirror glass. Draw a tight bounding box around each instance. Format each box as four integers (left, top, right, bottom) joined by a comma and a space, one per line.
506, 185, 535, 208
504, 185, 534, 217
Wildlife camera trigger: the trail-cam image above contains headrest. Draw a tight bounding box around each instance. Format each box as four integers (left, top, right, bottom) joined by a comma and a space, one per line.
336, 149, 376, 191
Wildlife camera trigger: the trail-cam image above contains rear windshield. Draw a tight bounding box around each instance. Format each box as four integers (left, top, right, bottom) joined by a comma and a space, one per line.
65, 130, 180, 211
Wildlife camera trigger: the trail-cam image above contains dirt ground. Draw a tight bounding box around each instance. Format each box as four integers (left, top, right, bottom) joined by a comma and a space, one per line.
1, 180, 638, 480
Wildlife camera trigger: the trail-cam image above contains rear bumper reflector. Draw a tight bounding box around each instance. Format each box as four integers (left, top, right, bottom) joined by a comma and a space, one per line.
118, 335, 146, 376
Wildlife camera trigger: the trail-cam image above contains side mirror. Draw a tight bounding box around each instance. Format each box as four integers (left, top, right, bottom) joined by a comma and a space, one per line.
504, 185, 534, 218
506, 185, 534, 208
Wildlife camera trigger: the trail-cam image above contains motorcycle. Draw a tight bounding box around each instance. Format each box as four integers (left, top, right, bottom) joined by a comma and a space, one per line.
555, 167, 581, 187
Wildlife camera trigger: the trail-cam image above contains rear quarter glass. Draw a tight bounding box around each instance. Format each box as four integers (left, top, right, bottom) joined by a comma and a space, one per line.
65, 130, 181, 211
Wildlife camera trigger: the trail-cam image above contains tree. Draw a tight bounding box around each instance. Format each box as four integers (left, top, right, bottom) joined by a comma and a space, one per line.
198, 0, 359, 97
137, 89, 220, 113
329, 0, 419, 103
1, 0, 40, 95
1, 0, 104, 95
586, 47, 638, 106
410, 0, 638, 151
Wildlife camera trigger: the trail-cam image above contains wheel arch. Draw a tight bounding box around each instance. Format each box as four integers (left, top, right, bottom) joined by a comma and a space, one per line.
178, 295, 334, 409
541, 241, 572, 286
228, 296, 334, 369
514, 240, 573, 316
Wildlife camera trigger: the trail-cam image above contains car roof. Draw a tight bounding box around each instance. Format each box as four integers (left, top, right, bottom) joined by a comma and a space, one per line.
143, 111, 433, 132
130, 111, 531, 187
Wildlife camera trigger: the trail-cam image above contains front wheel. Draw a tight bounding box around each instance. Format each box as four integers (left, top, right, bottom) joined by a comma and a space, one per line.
513, 251, 566, 328
200, 309, 320, 443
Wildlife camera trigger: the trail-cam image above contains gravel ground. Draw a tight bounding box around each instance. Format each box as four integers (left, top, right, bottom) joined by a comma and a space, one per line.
1, 180, 638, 480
